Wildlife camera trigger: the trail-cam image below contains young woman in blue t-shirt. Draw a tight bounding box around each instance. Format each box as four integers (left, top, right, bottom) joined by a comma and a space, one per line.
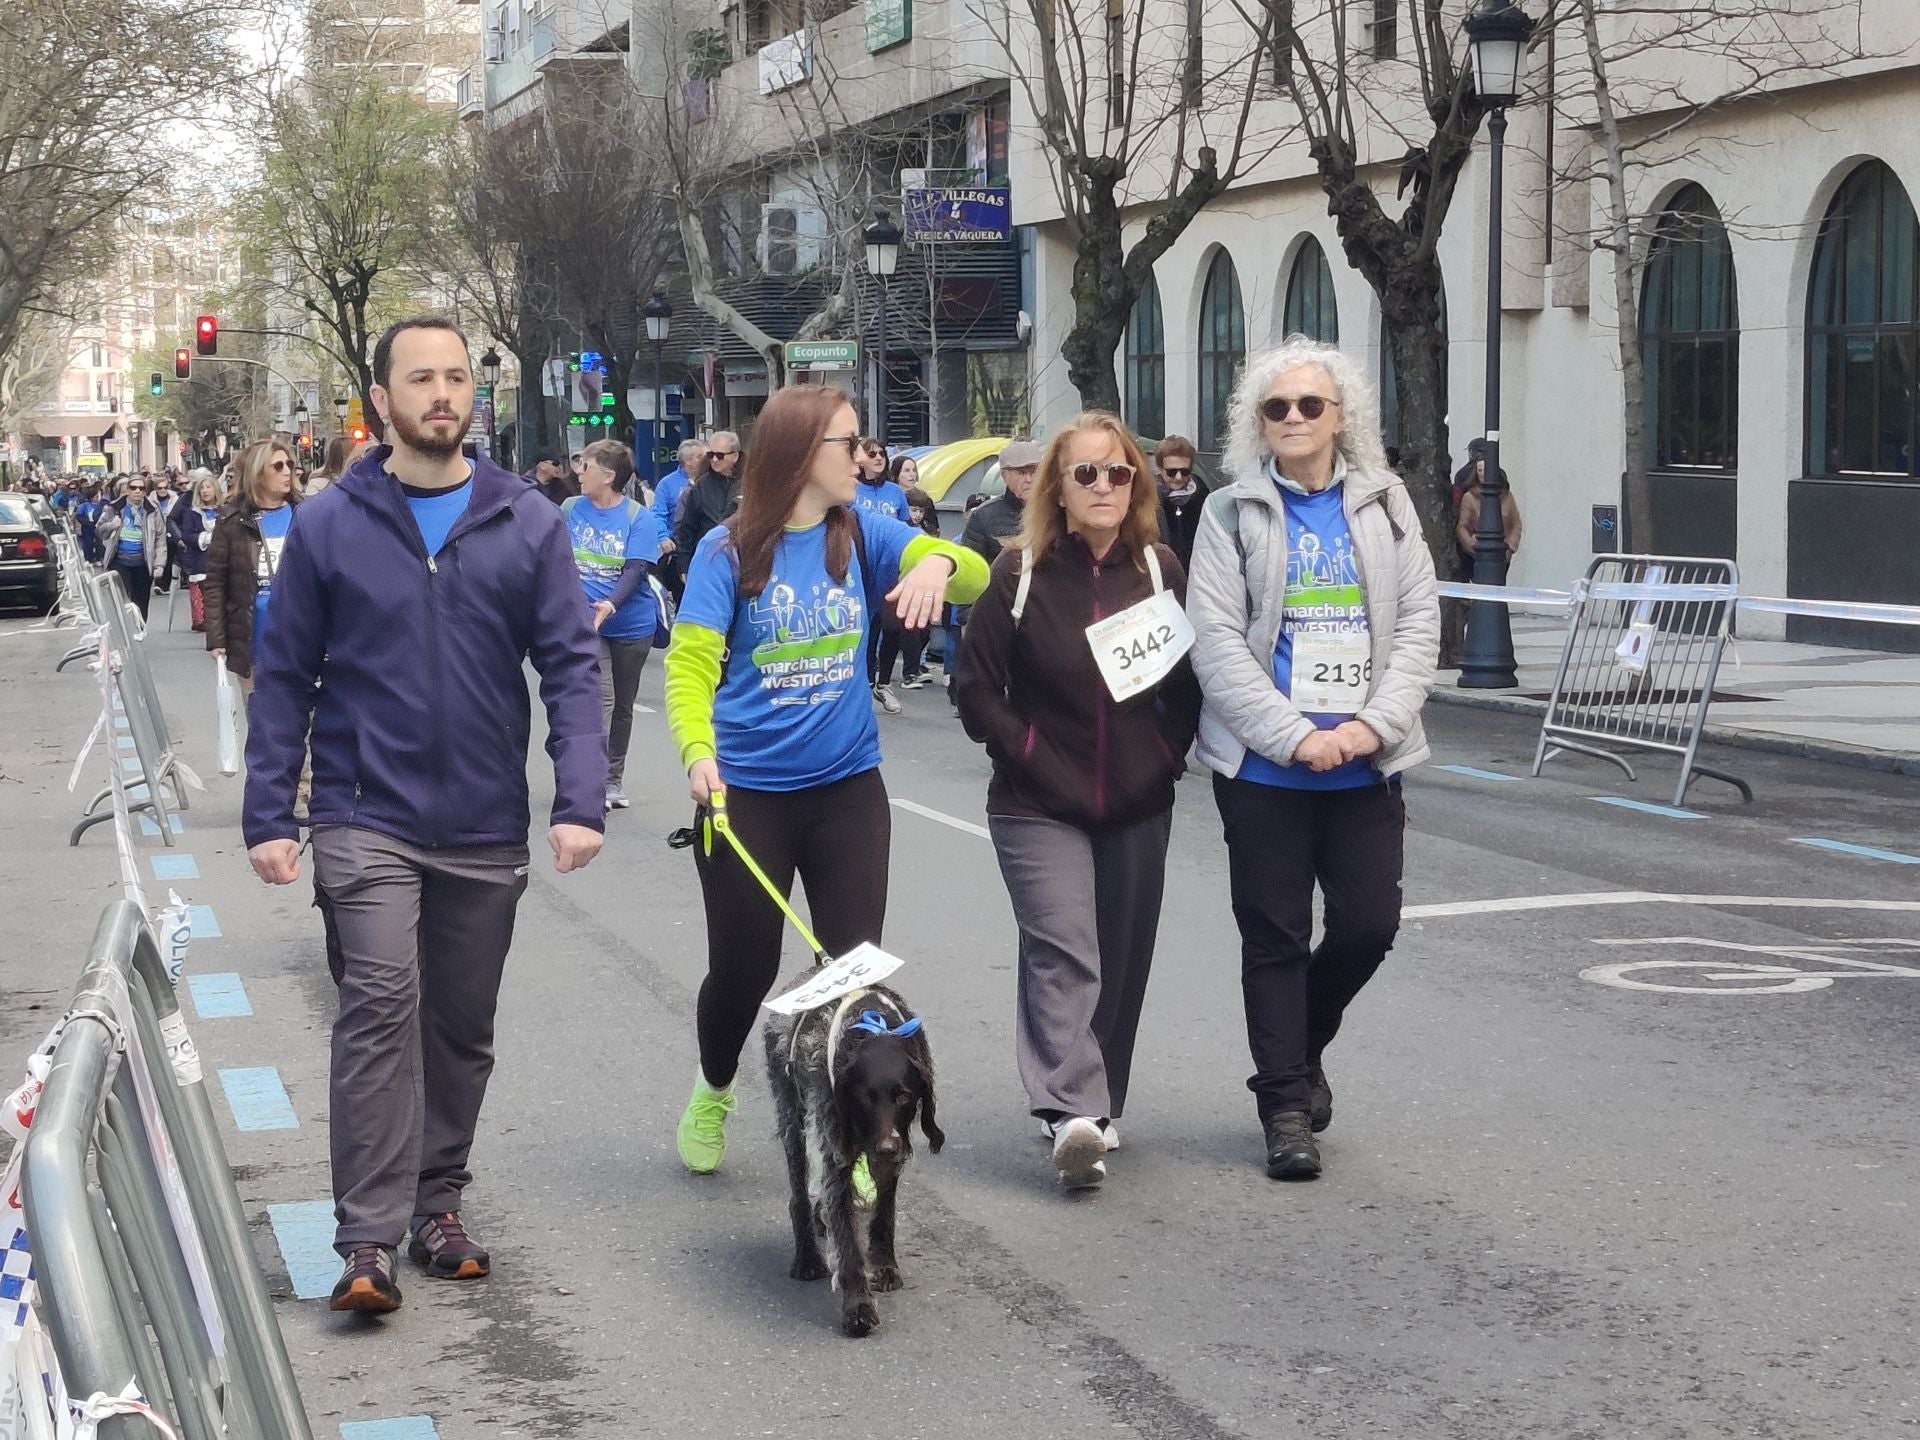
664, 385, 990, 1174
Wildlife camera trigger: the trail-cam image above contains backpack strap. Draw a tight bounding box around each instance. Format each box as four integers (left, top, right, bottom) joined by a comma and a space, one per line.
1010, 547, 1036, 626
1143, 543, 1165, 594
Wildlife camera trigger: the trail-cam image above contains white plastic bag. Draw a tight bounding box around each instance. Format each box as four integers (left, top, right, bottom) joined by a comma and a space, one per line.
158, 890, 192, 987
215, 657, 240, 776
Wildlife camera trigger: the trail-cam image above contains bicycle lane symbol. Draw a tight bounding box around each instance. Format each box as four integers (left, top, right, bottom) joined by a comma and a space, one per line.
1582, 937, 1920, 995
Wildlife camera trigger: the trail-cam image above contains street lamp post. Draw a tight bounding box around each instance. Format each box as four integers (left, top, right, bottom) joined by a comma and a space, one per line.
863, 208, 902, 441
479, 346, 501, 458
644, 290, 673, 485
292, 403, 309, 464
1458, 0, 1533, 690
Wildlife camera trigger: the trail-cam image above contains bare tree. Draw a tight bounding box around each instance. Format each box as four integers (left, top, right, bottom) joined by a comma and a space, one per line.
989, 0, 1288, 414
0, 0, 235, 374
232, 67, 456, 421
1559, 0, 1885, 547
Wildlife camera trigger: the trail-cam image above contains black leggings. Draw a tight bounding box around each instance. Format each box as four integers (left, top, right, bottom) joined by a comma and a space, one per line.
876, 627, 929, 683
111, 559, 152, 617
692, 767, 891, 1087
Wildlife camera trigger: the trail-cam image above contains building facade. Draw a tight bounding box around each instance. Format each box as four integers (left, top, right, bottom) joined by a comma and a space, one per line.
1015, 1, 1920, 648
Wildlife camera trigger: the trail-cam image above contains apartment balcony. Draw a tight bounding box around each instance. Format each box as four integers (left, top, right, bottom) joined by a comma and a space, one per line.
457, 66, 481, 117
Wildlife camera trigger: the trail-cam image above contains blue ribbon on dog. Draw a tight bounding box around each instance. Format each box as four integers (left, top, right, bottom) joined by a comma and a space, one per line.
848, 1010, 922, 1040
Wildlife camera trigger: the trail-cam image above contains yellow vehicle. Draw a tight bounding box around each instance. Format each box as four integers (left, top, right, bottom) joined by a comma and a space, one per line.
895, 437, 1009, 518
74, 453, 108, 474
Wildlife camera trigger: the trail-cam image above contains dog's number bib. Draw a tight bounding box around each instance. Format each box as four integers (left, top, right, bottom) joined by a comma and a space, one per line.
764, 943, 905, 1016
1289, 633, 1371, 713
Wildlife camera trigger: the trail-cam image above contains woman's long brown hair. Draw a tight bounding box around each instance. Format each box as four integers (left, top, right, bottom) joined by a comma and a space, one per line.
726, 384, 857, 597
231, 439, 295, 515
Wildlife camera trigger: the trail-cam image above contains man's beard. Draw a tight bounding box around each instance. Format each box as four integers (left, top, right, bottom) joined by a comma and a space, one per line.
389, 406, 471, 458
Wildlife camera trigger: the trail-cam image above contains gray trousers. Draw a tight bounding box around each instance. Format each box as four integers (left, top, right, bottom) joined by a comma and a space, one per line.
988, 809, 1173, 1122
600, 636, 650, 785
311, 824, 529, 1254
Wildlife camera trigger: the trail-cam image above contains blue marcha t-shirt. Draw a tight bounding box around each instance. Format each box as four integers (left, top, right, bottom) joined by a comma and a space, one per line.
677, 507, 917, 791
567, 495, 663, 641
1237, 477, 1377, 791
252, 504, 297, 661
116, 505, 146, 560
402, 477, 472, 557
851, 478, 908, 523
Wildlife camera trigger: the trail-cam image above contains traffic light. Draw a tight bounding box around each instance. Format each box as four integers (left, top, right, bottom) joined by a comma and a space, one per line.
348, 423, 368, 444
195, 314, 218, 356
174, 348, 191, 380
148, 372, 164, 397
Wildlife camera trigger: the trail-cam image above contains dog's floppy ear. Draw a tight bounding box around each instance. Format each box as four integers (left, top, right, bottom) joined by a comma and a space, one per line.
912, 1054, 944, 1154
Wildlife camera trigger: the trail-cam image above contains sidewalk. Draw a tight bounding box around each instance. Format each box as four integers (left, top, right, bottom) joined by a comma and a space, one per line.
1432, 615, 1920, 774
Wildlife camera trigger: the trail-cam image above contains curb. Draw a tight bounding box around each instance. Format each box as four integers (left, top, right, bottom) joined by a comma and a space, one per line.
1426, 685, 1920, 779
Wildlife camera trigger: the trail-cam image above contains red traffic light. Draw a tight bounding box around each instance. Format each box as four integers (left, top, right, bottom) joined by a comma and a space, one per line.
195, 315, 218, 356
174, 348, 191, 379
348, 424, 368, 443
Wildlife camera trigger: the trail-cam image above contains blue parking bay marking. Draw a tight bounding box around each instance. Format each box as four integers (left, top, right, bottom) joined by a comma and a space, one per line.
266, 1201, 340, 1300
116, 736, 135, 749
219, 1068, 298, 1131
186, 973, 252, 1019
187, 905, 221, 938
1792, 837, 1920, 865
137, 814, 184, 837
1591, 796, 1706, 821
341, 1419, 441, 1440
1437, 764, 1519, 782
150, 854, 199, 881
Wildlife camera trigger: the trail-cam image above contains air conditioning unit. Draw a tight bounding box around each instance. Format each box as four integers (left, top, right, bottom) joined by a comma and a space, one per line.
759, 203, 825, 276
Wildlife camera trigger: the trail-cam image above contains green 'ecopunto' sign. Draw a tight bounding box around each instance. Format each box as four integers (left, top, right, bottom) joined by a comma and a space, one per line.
784, 339, 859, 371
866, 0, 911, 52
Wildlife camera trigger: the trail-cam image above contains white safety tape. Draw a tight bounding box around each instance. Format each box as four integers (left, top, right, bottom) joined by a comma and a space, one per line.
1439, 582, 1920, 627
69, 1382, 180, 1440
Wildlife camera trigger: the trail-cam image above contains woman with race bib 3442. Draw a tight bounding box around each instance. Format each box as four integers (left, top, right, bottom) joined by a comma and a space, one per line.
664, 385, 989, 1174
956, 412, 1201, 1191
1188, 336, 1438, 1183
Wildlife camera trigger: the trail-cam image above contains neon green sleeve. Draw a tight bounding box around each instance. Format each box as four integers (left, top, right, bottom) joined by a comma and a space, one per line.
663, 623, 725, 770
903, 534, 991, 605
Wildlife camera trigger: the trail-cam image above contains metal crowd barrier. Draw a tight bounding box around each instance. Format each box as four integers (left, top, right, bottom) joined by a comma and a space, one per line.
71, 573, 195, 849
19, 900, 313, 1440
1528, 554, 1752, 807
53, 549, 110, 673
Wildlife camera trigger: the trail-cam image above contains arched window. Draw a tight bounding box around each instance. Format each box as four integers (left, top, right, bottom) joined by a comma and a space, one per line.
1124, 273, 1166, 439
1282, 237, 1339, 343
1196, 250, 1245, 453
1808, 161, 1920, 477
1381, 280, 1448, 451
1643, 185, 1738, 471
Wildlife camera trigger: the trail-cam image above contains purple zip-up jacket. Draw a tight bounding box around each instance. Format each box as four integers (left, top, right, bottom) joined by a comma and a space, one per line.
242, 446, 607, 851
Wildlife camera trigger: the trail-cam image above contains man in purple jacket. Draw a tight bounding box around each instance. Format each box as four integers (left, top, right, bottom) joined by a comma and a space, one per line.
243, 316, 607, 1315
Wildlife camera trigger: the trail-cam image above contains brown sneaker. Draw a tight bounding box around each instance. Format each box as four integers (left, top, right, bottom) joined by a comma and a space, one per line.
408, 1212, 489, 1279
328, 1246, 402, 1313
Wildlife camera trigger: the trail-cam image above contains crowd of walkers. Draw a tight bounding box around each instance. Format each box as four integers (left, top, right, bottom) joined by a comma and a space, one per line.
113, 314, 1443, 1317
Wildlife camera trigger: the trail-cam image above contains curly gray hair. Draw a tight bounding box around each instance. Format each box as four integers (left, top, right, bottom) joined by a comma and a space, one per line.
1221, 335, 1387, 481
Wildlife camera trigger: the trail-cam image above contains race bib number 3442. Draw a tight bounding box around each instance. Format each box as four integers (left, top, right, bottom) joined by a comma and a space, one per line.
1085, 590, 1196, 702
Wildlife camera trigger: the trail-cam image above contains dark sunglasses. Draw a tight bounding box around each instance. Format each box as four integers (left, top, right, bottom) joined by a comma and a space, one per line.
1069, 461, 1138, 489
1262, 395, 1339, 422
1162, 465, 1193, 479
821, 433, 861, 458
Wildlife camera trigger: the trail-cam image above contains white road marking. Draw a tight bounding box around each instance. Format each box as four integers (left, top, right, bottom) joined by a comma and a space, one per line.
1405, 892, 1920, 920
889, 798, 991, 840
1580, 936, 1920, 995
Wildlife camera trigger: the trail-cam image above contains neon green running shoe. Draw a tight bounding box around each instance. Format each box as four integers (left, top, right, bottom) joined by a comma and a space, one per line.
677, 1070, 737, 1174
851, 1154, 877, 1208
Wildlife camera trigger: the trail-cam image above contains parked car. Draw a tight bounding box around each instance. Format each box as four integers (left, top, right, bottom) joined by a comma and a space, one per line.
0, 494, 59, 612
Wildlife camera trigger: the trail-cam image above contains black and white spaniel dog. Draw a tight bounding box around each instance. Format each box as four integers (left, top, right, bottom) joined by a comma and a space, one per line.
762, 978, 943, 1337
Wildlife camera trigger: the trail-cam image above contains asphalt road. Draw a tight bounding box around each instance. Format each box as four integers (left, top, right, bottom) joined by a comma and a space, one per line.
3, 610, 1919, 1440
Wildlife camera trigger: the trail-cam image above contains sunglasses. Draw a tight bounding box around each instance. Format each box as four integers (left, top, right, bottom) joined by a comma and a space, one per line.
1162, 465, 1193, 479
709, 448, 737, 458
1068, 461, 1138, 489
821, 433, 861, 458
269, 460, 291, 472
1261, 395, 1340, 422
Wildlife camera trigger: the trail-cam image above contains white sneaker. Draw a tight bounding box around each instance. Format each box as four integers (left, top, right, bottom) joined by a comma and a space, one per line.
1051, 1117, 1108, 1189
605, 783, 629, 810
872, 683, 903, 715
1040, 1117, 1120, 1152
